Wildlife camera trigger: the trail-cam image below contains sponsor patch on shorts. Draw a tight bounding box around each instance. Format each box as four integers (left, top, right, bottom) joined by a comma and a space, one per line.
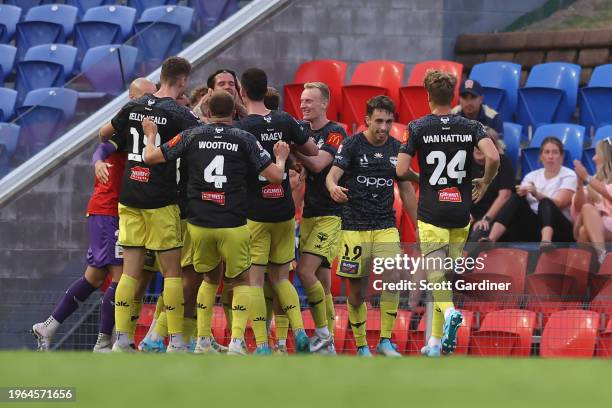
438, 187, 462, 203
202, 191, 225, 205
339, 260, 359, 275
130, 166, 150, 183
262, 184, 283, 199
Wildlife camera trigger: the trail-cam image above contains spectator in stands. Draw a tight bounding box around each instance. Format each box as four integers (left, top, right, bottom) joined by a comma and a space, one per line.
469, 127, 514, 241
190, 85, 208, 107
483, 137, 576, 248
451, 79, 503, 137
197, 69, 247, 122
264, 86, 280, 110
572, 139, 612, 264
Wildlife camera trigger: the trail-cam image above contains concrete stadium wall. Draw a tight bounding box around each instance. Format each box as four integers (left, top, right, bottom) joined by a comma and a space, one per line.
0, 0, 546, 283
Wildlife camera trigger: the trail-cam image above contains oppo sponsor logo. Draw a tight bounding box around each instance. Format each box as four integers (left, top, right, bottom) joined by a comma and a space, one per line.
357, 176, 393, 188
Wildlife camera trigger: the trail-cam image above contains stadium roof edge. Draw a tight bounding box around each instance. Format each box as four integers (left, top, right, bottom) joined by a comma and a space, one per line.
0, 0, 290, 208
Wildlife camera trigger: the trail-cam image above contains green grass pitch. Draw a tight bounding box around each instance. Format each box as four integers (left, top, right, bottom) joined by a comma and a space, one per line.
1, 352, 609, 407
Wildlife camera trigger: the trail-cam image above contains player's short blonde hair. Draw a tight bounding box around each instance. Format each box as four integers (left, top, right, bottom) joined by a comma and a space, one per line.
304, 82, 330, 101
424, 69, 457, 106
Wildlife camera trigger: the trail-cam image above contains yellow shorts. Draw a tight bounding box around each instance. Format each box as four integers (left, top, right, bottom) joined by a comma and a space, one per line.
417, 220, 469, 258
188, 223, 251, 279
300, 216, 341, 268
247, 218, 295, 266
336, 228, 400, 279
118, 204, 182, 251
180, 219, 193, 268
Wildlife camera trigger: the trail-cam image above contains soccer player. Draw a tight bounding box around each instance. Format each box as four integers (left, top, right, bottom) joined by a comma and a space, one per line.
396, 70, 499, 357
238, 68, 318, 354
99, 57, 200, 352
293, 82, 348, 353
142, 90, 289, 355
32, 78, 157, 352
197, 69, 247, 122
326, 95, 417, 357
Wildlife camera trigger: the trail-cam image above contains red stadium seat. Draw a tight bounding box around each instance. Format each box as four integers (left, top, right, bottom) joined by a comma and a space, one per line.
329, 257, 343, 297
525, 300, 582, 330
365, 308, 381, 350
283, 59, 347, 121
461, 248, 528, 318
340, 60, 405, 129
590, 281, 612, 315
540, 310, 599, 358
134, 303, 156, 348
407, 309, 473, 355
337, 121, 350, 135
590, 253, 612, 298
334, 303, 349, 354
470, 309, 536, 356
211, 305, 228, 346
526, 248, 591, 301
596, 317, 612, 357
391, 309, 412, 354
398, 60, 463, 124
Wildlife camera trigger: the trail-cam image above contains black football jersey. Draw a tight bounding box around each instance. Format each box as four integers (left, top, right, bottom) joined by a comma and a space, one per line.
400, 114, 486, 228
110, 94, 199, 209
333, 133, 400, 231
302, 121, 347, 218
161, 123, 273, 228
238, 110, 309, 222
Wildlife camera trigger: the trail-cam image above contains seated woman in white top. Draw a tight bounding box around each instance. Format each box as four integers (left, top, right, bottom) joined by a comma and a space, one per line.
572, 139, 612, 264
484, 137, 576, 247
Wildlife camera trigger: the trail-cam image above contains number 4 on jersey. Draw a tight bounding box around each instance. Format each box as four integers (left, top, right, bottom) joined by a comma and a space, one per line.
426, 150, 466, 185
204, 155, 227, 188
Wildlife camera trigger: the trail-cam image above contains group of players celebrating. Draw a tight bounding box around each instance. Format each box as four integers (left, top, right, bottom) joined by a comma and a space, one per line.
32, 56, 500, 357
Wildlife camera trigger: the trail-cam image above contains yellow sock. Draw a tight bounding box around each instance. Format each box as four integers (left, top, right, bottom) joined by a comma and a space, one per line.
325, 294, 336, 336
154, 294, 165, 320
249, 286, 268, 345
231, 285, 251, 340
163, 277, 184, 335
264, 281, 274, 332
347, 300, 367, 347
305, 281, 327, 329
154, 311, 168, 338
379, 291, 399, 339
432, 304, 444, 339
274, 279, 304, 330
196, 281, 218, 338
221, 285, 232, 331
183, 316, 196, 341
275, 314, 289, 342
128, 299, 143, 341
114, 275, 138, 334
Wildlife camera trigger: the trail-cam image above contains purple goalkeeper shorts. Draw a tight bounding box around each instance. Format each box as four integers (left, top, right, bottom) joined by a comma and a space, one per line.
86, 215, 123, 268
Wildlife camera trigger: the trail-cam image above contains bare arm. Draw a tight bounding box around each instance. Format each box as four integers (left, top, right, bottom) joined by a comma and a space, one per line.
396, 152, 419, 183
477, 138, 500, 184
260, 141, 289, 184
398, 180, 417, 225
142, 118, 166, 165
326, 165, 348, 203
294, 149, 334, 174
98, 122, 115, 142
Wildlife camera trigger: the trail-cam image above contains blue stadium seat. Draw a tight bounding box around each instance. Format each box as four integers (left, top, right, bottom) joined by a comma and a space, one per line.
190, 0, 238, 33
66, 0, 114, 17
15, 88, 78, 154
16, 44, 77, 103
470, 61, 521, 123
5, 1, 49, 15
15, 21, 63, 59
74, 5, 137, 59
138, 5, 194, 36
0, 5, 22, 43
516, 63, 581, 136
521, 123, 585, 176
81, 44, 138, 96
502, 122, 522, 171
25, 4, 78, 38
0, 44, 17, 86
128, 0, 178, 17
134, 6, 194, 74
582, 125, 612, 174
0, 88, 18, 122
579, 64, 612, 135
0, 122, 21, 178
